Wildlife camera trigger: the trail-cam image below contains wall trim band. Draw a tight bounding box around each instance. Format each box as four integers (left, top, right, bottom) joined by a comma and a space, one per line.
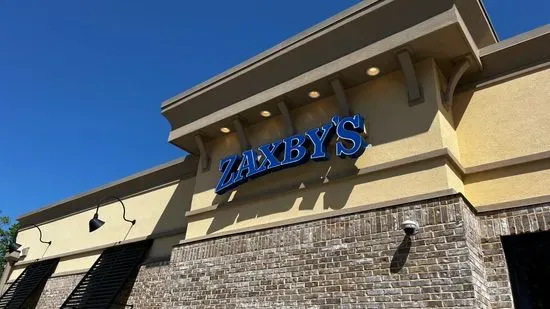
180, 188, 459, 246
186, 148, 550, 218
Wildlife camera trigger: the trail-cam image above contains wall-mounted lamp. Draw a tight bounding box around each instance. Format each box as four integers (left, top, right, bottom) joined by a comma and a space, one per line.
33, 224, 52, 245
89, 196, 136, 233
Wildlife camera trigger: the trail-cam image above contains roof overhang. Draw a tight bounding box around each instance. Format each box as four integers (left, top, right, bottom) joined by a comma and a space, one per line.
161, 0, 496, 154
461, 24, 550, 87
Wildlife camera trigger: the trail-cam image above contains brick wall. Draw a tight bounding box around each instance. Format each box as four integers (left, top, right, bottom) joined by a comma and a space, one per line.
478, 202, 550, 308
462, 201, 490, 308
126, 195, 487, 308
117, 260, 172, 308
35, 273, 83, 309
24, 195, 550, 308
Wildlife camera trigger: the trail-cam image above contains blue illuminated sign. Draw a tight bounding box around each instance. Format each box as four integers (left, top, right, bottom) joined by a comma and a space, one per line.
215, 113, 368, 194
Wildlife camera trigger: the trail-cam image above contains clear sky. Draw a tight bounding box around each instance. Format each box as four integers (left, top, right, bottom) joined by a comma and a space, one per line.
0, 0, 548, 221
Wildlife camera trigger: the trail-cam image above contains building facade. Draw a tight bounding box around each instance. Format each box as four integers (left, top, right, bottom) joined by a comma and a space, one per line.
2, 0, 550, 308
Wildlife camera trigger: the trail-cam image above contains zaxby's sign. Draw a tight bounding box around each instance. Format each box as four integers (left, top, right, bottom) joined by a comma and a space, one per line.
215, 114, 368, 194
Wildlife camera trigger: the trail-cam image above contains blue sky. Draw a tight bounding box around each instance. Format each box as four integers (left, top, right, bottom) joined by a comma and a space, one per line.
0, 0, 548, 221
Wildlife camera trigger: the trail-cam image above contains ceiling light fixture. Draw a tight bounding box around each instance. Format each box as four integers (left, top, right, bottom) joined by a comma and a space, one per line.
260, 110, 271, 118
308, 90, 320, 99
367, 67, 380, 76
220, 127, 231, 133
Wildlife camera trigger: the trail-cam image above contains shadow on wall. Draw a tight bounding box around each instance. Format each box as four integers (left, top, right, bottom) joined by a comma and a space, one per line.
103, 181, 195, 308
206, 157, 444, 235
390, 235, 412, 273
451, 89, 474, 129
206, 154, 359, 235
146, 179, 195, 260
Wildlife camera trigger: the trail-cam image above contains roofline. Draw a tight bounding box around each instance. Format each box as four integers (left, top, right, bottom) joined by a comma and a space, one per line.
477, 0, 499, 42
166, 6, 483, 153
17, 156, 198, 223
160, 0, 384, 110
480, 24, 550, 56
161, 0, 498, 112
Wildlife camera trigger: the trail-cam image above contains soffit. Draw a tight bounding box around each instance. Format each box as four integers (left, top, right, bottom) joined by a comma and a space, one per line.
161, 0, 495, 137
167, 7, 482, 154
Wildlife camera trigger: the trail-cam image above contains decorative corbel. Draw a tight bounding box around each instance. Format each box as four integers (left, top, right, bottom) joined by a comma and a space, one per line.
277, 101, 296, 135
443, 57, 471, 108
233, 118, 250, 151
330, 78, 351, 116
396, 48, 424, 105
194, 134, 210, 172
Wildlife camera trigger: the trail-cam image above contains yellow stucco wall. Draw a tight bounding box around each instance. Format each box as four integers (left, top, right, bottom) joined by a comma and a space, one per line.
186, 159, 460, 239
454, 68, 550, 167
185, 59, 465, 239
186, 62, 550, 238
464, 160, 550, 206
10, 178, 195, 279
454, 68, 550, 207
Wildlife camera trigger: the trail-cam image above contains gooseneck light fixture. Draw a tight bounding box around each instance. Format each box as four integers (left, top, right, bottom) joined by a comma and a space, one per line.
33, 224, 52, 245
89, 196, 136, 233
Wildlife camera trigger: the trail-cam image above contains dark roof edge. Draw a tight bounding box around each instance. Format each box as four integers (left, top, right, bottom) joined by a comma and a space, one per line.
477, 0, 499, 42
17, 156, 198, 225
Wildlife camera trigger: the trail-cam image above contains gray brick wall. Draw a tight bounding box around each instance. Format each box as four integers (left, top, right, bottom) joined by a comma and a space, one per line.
462, 201, 490, 308
479, 202, 550, 309
27, 196, 550, 308
35, 273, 84, 309
126, 195, 486, 308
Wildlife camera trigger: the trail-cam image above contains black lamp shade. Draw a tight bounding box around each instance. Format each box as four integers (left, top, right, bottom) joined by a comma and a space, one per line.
8, 242, 21, 253
89, 213, 105, 232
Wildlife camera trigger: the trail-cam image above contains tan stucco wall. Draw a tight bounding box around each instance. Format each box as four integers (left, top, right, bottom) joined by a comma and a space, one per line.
185, 59, 465, 239
10, 178, 195, 279
464, 160, 550, 206
186, 159, 460, 239
454, 68, 550, 167
455, 68, 550, 207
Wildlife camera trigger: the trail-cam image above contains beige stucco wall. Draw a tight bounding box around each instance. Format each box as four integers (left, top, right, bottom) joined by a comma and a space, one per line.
186, 159, 461, 239
185, 59, 465, 239
464, 160, 550, 206
454, 68, 550, 207
10, 178, 195, 280
454, 68, 550, 167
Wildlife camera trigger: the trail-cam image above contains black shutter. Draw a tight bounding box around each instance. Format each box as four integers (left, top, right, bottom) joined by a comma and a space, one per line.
61, 240, 152, 309
0, 258, 59, 309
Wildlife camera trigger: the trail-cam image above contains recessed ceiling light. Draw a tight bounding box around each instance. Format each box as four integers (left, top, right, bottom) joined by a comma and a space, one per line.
367, 67, 380, 76
308, 90, 320, 99
220, 127, 231, 133
260, 110, 271, 117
